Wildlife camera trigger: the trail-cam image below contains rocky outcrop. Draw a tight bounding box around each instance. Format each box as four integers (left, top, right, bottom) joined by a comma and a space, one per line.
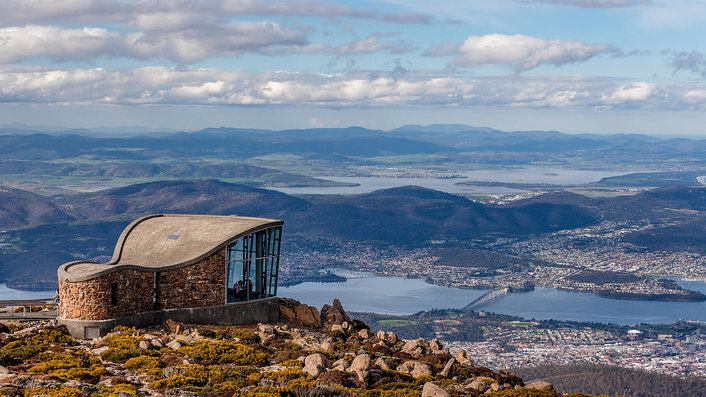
0, 299, 555, 397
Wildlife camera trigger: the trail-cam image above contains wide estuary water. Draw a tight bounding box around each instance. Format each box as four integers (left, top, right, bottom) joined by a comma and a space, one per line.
270, 167, 629, 195
280, 271, 706, 325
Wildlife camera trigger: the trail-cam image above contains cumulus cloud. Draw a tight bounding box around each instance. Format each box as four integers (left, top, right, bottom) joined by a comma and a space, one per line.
517, 0, 649, 7
0, 0, 432, 26
0, 65, 700, 111
452, 34, 612, 71
0, 23, 309, 63
601, 82, 655, 103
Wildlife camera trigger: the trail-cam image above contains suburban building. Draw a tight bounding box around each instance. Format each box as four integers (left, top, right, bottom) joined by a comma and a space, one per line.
57, 214, 283, 339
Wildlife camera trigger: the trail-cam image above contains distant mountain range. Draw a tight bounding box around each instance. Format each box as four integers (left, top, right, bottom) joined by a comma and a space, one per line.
1, 179, 705, 289
0, 124, 705, 166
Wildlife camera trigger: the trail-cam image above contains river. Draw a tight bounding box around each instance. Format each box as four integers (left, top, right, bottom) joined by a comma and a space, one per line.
280, 271, 706, 325
269, 167, 629, 195
0, 284, 56, 300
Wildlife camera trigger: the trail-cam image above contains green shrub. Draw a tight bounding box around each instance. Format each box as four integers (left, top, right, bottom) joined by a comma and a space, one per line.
124, 355, 164, 376
176, 341, 268, 366
0, 329, 76, 365
149, 364, 213, 391
28, 351, 105, 381
100, 335, 158, 363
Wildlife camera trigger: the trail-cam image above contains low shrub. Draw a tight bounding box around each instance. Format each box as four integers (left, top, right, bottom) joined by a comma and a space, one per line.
100, 335, 158, 363
28, 351, 105, 381
177, 341, 268, 366
124, 355, 164, 376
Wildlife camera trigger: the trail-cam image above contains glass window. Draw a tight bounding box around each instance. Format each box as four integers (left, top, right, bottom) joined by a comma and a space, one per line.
226, 226, 281, 303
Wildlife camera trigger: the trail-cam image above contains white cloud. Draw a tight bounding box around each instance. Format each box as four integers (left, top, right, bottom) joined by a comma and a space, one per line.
0, 0, 432, 26
0, 23, 308, 63
601, 82, 655, 103
0, 66, 700, 111
452, 34, 611, 71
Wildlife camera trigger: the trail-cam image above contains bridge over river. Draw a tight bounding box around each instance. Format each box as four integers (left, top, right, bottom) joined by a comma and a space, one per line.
461, 287, 510, 312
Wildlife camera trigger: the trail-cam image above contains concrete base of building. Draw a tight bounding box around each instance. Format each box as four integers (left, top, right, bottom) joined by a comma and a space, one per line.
59, 297, 280, 339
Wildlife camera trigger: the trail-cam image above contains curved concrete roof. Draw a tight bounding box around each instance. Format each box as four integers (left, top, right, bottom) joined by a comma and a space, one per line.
58, 214, 283, 282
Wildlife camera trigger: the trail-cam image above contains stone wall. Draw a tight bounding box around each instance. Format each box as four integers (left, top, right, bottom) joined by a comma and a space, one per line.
59, 248, 226, 321
59, 269, 153, 320
157, 248, 225, 309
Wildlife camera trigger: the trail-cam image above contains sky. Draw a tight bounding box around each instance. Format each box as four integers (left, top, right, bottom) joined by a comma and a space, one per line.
1, 0, 706, 135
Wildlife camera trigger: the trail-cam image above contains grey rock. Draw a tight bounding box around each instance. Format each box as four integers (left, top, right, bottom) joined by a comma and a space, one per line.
422, 382, 449, 397
139, 340, 151, 350
166, 340, 182, 350
304, 353, 330, 369
455, 350, 473, 366
302, 362, 324, 377
349, 354, 371, 373
374, 357, 394, 371
166, 388, 199, 397
332, 358, 350, 371
439, 358, 455, 378
526, 380, 554, 391
162, 366, 189, 378
396, 361, 433, 378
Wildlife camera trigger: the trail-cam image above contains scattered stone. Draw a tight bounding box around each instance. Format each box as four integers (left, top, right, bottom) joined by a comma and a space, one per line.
294, 304, 321, 328
258, 323, 274, 334
349, 354, 371, 374
138, 340, 151, 350
332, 359, 350, 371
357, 329, 372, 339
330, 324, 344, 333
526, 380, 554, 391
455, 350, 473, 366
162, 366, 189, 378
0, 333, 15, 343
150, 338, 164, 349
465, 379, 487, 393
166, 388, 199, 397
166, 340, 182, 350
429, 338, 442, 353
354, 368, 367, 383
396, 361, 433, 378
439, 358, 455, 378
374, 357, 394, 371
304, 353, 330, 369
280, 306, 296, 322
490, 382, 502, 392
422, 382, 449, 397
333, 298, 352, 322
385, 331, 398, 345
321, 341, 335, 352
302, 363, 324, 377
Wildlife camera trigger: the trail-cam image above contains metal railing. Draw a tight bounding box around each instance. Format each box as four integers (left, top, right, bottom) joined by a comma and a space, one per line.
0, 297, 58, 320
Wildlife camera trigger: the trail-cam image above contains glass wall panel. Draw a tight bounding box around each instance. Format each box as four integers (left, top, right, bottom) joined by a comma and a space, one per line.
225, 226, 281, 303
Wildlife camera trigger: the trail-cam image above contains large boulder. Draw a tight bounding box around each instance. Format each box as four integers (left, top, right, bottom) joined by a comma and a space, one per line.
526, 381, 554, 391
294, 304, 321, 328
396, 361, 433, 378
304, 353, 330, 369
333, 298, 352, 322
302, 363, 324, 377
422, 382, 449, 397
455, 350, 473, 366
280, 306, 296, 322
349, 354, 371, 373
